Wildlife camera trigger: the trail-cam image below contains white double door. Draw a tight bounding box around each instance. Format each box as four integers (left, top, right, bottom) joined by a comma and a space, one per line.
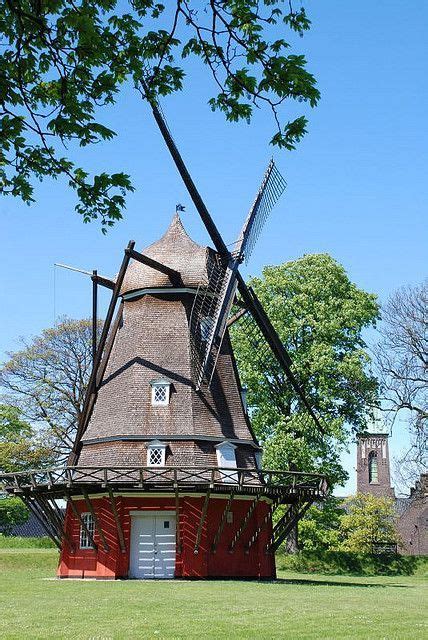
130, 512, 176, 579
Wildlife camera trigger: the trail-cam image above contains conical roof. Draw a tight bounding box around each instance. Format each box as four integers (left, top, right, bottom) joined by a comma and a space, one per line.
121, 214, 212, 294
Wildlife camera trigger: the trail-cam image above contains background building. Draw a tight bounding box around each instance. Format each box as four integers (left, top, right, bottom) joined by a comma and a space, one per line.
356, 411, 427, 555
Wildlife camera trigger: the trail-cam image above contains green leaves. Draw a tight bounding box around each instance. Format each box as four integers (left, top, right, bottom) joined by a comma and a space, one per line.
1, 1, 319, 228
0, 497, 29, 534
339, 494, 401, 552
231, 254, 380, 487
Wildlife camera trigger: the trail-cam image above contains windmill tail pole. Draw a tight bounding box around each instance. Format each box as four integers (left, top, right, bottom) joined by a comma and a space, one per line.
140, 79, 228, 257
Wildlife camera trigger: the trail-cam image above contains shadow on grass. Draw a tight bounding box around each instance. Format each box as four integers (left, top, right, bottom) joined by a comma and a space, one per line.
272, 577, 411, 589
276, 550, 425, 577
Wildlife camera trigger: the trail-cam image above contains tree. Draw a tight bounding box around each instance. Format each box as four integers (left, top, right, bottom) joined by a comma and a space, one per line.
0, 497, 29, 534
1, 1, 319, 230
339, 493, 401, 553
0, 403, 53, 472
231, 254, 379, 487
0, 318, 96, 463
298, 497, 344, 551
375, 280, 427, 489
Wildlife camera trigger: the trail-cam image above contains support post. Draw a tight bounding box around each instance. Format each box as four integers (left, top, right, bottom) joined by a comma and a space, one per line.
174, 471, 182, 554
67, 496, 98, 551
83, 490, 109, 552
107, 488, 126, 553
211, 491, 234, 553
22, 497, 61, 549
194, 490, 210, 555
245, 497, 280, 554
125, 248, 182, 285
39, 495, 75, 553
229, 494, 260, 552
92, 269, 98, 368
70, 240, 135, 463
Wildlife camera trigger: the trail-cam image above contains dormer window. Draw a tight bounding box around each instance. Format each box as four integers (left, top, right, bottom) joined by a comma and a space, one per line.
215, 441, 238, 484
150, 378, 171, 406
147, 440, 167, 467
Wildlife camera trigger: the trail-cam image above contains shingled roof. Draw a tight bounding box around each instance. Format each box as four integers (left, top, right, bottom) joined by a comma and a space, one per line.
121, 213, 211, 294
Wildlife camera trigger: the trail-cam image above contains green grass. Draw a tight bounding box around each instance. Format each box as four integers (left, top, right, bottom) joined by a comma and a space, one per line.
0, 549, 426, 640
0, 535, 55, 548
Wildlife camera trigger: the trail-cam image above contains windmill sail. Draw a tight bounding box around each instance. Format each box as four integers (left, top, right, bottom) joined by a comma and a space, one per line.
190, 161, 285, 390
234, 160, 286, 264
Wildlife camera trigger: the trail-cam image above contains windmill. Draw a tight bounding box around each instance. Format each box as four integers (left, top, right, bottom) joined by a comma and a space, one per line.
0, 84, 328, 581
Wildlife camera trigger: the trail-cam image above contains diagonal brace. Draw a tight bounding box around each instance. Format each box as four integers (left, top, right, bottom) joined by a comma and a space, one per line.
83, 490, 109, 552
194, 490, 211, 555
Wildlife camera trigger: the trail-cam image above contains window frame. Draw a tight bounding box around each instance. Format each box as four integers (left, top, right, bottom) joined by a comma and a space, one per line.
147, 440, 167, 467
150, 379, 171, 407
215, 441, 238, 484
79, 512, 95, 549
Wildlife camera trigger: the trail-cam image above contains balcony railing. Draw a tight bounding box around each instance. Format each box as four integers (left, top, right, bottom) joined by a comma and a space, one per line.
0, 465, 328, 497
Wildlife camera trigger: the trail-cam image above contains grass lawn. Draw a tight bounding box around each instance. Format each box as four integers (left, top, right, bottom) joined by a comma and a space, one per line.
0, 549, 426, 640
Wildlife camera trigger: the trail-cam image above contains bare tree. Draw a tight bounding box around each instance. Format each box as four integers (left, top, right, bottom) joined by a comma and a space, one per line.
375, 280, 428, 488
0, 318, 96, 463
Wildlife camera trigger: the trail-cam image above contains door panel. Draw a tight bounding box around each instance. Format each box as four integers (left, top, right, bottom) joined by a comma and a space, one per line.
130, 514, 176, 579
154, 516, 176, 578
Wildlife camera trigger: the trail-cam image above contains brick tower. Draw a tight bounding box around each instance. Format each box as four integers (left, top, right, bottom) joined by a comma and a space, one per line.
356, 409, 395, 498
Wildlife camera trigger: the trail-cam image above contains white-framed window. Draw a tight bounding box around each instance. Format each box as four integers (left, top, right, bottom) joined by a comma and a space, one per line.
150, 378, 171, 406
80, 512, 95, 549
215, 441, 238, 484
147, 440, 167, 467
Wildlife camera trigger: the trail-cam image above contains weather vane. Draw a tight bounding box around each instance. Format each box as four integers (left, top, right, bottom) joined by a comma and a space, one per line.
175, 203, 185, 213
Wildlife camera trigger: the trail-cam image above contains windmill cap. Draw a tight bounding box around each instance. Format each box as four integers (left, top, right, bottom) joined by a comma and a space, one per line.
120, 213, 215, 294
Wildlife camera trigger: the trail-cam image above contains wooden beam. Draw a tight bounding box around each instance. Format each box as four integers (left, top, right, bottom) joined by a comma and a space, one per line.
70, 240, 135, 462
266, 500, 314, 554
245, 497, 281, 554
82, 490, 109, 552
22, 497, 61, 549
226, 308, 248, 328
229, 494, 260, 552
92, 274, 115, 290
96, 301, 124, 388
174, 473, 182, 554
194, 490, 210, 555
126, 248, 182, 285
92, 269, 98, 368
142, 79, 229, 258
107, 488, 126, 553
67, 496, 98, 551
39, 495, 75, 553
211, 491, 235, 553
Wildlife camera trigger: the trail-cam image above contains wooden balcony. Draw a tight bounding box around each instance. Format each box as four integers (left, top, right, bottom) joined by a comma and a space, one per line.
0, 465, 328, 501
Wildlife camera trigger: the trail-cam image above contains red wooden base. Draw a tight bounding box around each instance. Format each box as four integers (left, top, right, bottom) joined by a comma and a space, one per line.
58, 494, 276, 579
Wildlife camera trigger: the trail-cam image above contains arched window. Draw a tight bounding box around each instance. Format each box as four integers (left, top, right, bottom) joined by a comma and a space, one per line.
368, 451, 379, 484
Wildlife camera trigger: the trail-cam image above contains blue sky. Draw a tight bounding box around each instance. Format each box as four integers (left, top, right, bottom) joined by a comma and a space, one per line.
1, 1, 426, 493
